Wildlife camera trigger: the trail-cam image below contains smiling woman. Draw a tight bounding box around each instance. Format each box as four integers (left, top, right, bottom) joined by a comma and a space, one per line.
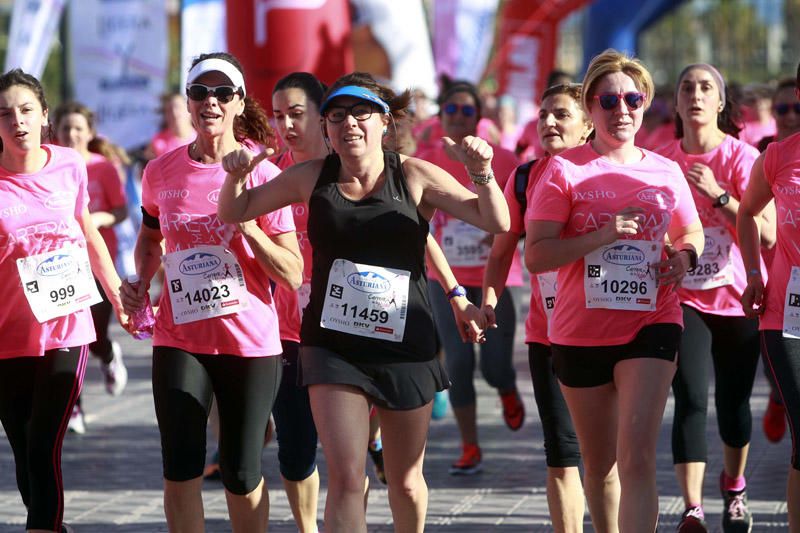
524, 49, 705, 533
216, 70, 510, 533
118, 51, 302, 533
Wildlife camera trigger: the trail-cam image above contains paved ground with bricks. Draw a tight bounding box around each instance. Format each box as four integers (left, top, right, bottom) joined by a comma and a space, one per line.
0, 309, 793, 532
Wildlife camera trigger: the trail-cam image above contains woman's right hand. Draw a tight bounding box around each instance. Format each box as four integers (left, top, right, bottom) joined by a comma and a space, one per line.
222, 148, 271, 182
119, 278, 147, 314
741, 273, 765, 318
600, 206, 646, 244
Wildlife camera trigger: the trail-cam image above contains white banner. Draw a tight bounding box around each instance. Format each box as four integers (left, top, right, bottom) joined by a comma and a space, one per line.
349, 0, 437, 99
4, 0, 67, 77
69, 0, 168, 150
433, 0, 499, 84
180, 0, 227, 91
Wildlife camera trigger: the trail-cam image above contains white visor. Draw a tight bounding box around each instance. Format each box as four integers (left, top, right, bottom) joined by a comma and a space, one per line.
186, 58, 247, 97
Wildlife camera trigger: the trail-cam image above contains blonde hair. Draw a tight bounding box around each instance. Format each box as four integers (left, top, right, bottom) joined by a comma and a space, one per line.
581, 49, 654, 114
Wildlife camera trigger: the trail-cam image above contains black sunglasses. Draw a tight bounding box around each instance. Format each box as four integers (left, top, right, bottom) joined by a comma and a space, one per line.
186, 84, 241, 104
324, 103, 378, 123
774, 102, 800, 116
594, 92, 646, 111
443, 103, 477, 117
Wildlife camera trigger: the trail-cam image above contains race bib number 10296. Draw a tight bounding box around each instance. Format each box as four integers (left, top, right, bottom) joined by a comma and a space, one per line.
584, 240, 661, 311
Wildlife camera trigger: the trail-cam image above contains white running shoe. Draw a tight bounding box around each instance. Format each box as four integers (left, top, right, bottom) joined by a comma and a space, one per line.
101, 341, 128, 396
67, 405, 86, 435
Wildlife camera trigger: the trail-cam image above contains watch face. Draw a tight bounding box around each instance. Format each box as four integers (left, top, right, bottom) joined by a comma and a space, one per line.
716, 193, 730, 207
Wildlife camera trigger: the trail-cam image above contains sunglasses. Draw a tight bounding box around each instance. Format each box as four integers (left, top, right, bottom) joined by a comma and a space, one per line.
443, 103, 477, 117
594, 92, 646, 111
774, 102, 800, 116
324, 103, 379, 123
186, 84, 241, 103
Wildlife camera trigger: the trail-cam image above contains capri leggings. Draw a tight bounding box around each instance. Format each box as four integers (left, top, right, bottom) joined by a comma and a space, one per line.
89, 279, 114, 363
528, 343, 580, 468
428, 282, 518, 408
0, 346, 88, 531
671, 305, 760, 464
271, 340, 318, 481
761, 330, 800, 470
152, 346, 282, 495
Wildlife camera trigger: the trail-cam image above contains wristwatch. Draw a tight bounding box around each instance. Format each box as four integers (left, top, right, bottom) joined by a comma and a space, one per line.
712, 191, 730, 208
679, 248, 698, 270
446, 285, 467, 300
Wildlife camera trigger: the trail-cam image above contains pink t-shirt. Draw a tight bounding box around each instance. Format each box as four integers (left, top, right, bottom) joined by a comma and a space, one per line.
656, 136, 762, 316
149, 129, 193, 159
740, 118, 777, 148
0, 145, 96, 357
416, 143, 522, 287
270, 150, 313, 343
141, 146, 295, 357
86, 153, 126, 259
504, 157, 552, 345
526, 143, 700, 346
760, 132, 800, 331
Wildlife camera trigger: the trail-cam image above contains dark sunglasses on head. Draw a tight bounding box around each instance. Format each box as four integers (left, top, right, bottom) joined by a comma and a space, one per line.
774, 102, 800, 116
443, 103, 477, 117
594, 92, 646, 111
186, 84, 241, 103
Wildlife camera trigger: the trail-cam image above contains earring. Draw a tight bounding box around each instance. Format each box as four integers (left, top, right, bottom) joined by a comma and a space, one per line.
382, 127, 388, 136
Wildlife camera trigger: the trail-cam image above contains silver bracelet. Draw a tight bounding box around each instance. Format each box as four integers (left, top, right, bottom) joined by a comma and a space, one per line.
469, 169, 494, 186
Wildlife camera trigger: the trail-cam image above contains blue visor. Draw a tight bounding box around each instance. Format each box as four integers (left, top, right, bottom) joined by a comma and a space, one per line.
320, 85, 390, 115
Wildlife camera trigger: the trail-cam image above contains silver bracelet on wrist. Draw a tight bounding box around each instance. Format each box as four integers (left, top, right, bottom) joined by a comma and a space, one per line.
468, 169, 494, 186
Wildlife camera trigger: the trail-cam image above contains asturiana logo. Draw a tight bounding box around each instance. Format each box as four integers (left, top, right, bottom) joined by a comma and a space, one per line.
36, 254, 76, 276
347, 271, 391, 294
602, 244, 646, 266
179, 252, 221, 275
45, 192, 73, 210
636, 188, 669, 208
207, 189, 220, 204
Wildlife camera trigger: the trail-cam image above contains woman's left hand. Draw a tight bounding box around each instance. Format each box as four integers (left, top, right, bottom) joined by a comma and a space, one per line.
442, 135, 493, 176
113, 304, 134, 335
652, 244, 692, 290
686, 163, 724, 200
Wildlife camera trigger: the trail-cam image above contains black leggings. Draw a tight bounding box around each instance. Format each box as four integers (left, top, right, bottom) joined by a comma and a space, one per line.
89, 279, 113, 363
528, 343, 580, 468
761, 330, 800, 470
0, 346, 88, 531
152, 347, 282, 495
272, 340, 318, 481
671, 305, 760, 464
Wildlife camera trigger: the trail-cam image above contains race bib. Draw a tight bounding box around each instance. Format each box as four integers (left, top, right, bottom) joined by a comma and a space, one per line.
681, 227, 734, 290
440, 219, 490, 267
320, 259, 410, 342
584, 240, 661, 311
296, 282, 311, 317
17, 245, 102, 323
537, 271, 558, 327
162, 245, 249, 325
783, 266, 800, 339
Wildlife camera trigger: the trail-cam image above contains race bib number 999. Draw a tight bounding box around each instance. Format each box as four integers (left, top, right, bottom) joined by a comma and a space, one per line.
320, 259, 410, 342
584, 240, 661, 311
17, 245, 102, 323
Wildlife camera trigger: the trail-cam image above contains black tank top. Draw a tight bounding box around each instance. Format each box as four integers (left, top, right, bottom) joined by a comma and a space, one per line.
301, 151, 438, 363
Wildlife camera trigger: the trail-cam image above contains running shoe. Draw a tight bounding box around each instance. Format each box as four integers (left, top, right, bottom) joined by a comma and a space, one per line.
368, 444, 387, 484
449, 443, 482, 475
67, 405, 86, 435
676, 506, 708, 532
763, 392, 786, 443
721, 489, 753, 532
100, 341, 128, 397
431, 390, 448, 420
500, 389, 525, 431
